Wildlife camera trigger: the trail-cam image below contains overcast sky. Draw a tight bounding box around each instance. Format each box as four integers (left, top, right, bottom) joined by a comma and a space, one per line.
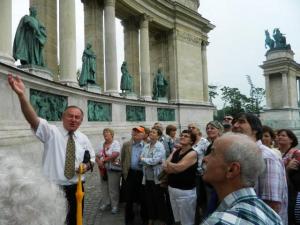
12, 0, 300, 108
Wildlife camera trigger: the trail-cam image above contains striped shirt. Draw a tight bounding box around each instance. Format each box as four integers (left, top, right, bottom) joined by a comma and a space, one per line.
201, 188, 283, 225
255, 140, 288, 224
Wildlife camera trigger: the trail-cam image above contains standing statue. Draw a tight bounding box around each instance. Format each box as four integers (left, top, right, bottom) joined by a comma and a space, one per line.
264, 30, 274, 50
13, 7, 47, 66
79, 43, 96, 87
152, 68, 168, 100
120, 61, 133, 93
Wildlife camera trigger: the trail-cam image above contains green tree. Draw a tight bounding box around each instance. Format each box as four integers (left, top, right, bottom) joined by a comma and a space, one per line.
220, 86, 250, 116
208, 85, 218, 103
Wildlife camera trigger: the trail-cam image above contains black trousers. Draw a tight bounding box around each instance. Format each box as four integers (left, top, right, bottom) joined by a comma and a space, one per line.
62, 183, 84, 225
145, 180, 167, 222
124, 169, 148, 224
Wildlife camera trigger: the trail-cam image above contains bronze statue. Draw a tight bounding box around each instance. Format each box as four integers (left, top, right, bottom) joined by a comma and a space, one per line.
13, 7, 47, 66
120, 61, 133, 93
265, 30, 274, 50
79, 43, 96, 87
152, 68, 168, 100
273, 28, 290, 49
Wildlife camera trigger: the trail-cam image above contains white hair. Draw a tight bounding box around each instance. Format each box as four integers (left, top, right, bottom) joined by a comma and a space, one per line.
221, 132, 266, 187
0, 153, 66, 225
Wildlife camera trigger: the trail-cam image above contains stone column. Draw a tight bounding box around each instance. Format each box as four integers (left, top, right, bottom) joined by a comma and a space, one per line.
201, 41, 209, 102
264, 73, 271, 109
122, 17, 140, 95
82, 0, 104, 88
59, 0, 77, 86
282, 72, 289, 108
0, 0, 14, 64
139, 14, 152, 100
30, 0, 58, 77
104, 0, 118, 95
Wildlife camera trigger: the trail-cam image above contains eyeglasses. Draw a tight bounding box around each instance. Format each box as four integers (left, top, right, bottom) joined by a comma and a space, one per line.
223, 117, 233, 121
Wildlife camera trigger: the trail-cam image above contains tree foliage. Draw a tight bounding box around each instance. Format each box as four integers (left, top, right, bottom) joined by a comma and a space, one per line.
208, 85, 218, 103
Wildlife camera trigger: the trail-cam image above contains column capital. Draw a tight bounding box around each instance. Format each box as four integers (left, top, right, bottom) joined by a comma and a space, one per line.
201, 40, 209, 47
104, 0, 115, 7
139, 14, 152, 28
121, 16, 139, 29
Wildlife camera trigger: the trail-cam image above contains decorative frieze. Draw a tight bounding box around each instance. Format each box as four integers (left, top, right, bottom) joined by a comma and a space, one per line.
176, 29, 203, 46
30, 89, 67, 121
157, 108, 175, 121
126, 105, 145, 121
88, 100, 112, 121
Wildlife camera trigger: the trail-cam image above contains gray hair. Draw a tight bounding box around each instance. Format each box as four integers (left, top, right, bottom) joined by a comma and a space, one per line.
0, 153, 66, 225
222, 132, 265, 187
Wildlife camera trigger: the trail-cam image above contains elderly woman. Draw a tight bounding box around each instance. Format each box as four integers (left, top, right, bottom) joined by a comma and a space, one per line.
163, 129, 198, 225
277, 129, 300, 224
96, 128, 121, 214
140, 127, 167, 225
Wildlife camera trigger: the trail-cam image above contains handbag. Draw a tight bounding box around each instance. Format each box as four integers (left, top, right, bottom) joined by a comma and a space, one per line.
109, 158, 122, 172
103, 144, 122, 172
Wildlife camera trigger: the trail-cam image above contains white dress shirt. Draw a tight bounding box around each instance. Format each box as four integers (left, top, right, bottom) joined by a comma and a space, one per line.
35, 118, 95, 186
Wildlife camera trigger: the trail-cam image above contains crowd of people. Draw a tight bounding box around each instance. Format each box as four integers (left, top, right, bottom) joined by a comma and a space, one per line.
6, 74, 300, 225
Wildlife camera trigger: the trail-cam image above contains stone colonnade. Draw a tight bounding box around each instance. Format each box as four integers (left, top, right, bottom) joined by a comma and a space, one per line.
0, 0, 212, 103
262, 50, 300, 109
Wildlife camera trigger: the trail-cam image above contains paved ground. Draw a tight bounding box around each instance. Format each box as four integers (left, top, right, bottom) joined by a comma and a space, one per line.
83, 168, 124, 225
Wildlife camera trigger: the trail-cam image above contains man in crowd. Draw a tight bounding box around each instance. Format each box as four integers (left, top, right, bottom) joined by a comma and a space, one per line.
7, 74, 95, 225
222, 115, 233, 133
121, 126, 148, 225
201, 133, 283, 224
232, 113, 288, 224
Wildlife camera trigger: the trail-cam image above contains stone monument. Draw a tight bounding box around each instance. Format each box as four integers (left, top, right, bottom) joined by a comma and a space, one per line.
13, 7, 52, 80
152, 67, 168, 102
260, 29, 300, 129
78, 43, 100, 93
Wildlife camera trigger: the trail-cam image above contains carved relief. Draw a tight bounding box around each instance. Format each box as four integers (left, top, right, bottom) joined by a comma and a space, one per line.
126, 105, 145, 121
157, 108, 175, 121
176, 29, 203, 46
88, 100, 112, 121
173, 0, 200, 11
30, 89, 67, 121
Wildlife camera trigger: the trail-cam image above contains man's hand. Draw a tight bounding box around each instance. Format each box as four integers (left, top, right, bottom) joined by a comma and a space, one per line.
8, 74, 26, 97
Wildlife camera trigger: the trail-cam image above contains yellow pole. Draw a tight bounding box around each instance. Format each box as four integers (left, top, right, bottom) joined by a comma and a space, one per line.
76, 164, 84, 225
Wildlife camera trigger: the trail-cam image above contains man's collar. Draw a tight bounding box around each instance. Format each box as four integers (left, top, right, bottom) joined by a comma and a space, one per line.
63, 128, 78, 138
217, 187, 257, 212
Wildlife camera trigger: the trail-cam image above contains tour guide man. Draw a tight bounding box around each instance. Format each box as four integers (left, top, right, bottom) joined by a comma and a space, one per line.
7, 74, 95, 225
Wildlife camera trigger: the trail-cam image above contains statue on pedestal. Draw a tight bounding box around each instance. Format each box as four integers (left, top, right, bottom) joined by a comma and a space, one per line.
152, 68, 168, 100
13, 7, 47, 66
79, 43, 96, 87
120, 61, 133, 93
273, 28, 291, 49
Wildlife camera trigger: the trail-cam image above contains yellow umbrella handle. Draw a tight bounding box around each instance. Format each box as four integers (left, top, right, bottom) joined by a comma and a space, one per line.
76, 164, 85, 225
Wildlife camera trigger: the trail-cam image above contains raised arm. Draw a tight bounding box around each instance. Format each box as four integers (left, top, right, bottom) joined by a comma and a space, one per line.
8, 74, 39, 130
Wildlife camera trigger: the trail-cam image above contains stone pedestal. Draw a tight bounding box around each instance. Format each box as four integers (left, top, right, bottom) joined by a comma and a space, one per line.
120, 92, 137, 100
82, 84, 101, 94
260, 48, 300, 130
18, 65, 53, 81
156, 97, 168, 103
